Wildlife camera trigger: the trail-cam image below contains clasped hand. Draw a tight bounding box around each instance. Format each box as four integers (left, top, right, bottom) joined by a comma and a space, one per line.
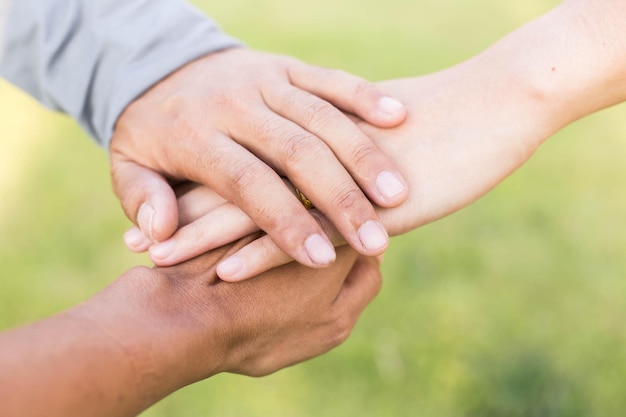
111, 47, 409, 276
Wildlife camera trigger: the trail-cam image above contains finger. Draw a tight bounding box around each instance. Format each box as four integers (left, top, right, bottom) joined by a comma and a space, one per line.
335, 254, 382, 315
175, 184, 227, 226
149, 202, 259, 267
123, 227, 152, 252
110, 157, 179, 243
230, 112, 389, 258
287, 61, 407, 127
320, 245, 361, 296
217, 234, 292, 281
217, 210, 345, 282
263, 83, 408, 207
180, 133, 337, 269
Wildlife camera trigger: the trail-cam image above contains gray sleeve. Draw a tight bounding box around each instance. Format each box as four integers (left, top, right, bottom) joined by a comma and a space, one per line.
0, 0, 241, 148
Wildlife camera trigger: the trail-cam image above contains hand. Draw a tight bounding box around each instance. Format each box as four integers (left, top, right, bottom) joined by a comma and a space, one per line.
1, 196, 381, 417
122, 180, 382, 378
128, 0, 626, 281
111, 47, 408, 271
0, 245, 380, 417
90, 240, 381, 379
144, 44, 565, 281
123, 176, 334, 268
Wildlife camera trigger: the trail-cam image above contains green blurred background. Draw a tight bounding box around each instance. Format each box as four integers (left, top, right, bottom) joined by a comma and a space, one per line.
2, 0, 626, 415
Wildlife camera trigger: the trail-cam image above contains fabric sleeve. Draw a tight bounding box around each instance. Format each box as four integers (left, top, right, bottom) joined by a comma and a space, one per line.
0, 0, 242, 148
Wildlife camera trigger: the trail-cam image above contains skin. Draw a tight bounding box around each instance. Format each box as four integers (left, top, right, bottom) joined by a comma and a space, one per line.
111, 48, 409, 271
0, 214, 381, 417
126, 0, 626, 280
4, 0, 626, 414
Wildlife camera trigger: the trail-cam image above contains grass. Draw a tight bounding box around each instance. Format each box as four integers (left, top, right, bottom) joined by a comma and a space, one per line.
1, 0, 626, 415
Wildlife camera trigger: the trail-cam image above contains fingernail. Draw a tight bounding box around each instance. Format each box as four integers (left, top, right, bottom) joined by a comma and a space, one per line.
376, 170, 406, 200
137, 202, 156, 242
304, 234, 336, 266
124, 227, 146, 248
358, 221, 388, 253
149, 240, 174, 260
378, 96, 404, 116
217, 256, 244, 279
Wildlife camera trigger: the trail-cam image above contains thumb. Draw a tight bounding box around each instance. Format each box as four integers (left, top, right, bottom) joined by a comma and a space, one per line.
287, 61, 407, 128
111, 156, 179, 243
338, 254, 382, 315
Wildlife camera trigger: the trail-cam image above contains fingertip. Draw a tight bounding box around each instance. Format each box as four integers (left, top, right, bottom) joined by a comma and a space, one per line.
140, 188, 180, 243
304, 233, 337, 267
374, 170, 409, 207
137, 202, 156, 241
357, 221, 389, 256
112, 159, 179, 243
216, 256, 246, 282
124, 227, 152, 252
149, 239, 175, 265
378, 96, 405, 115
375, 96, 407, 127
218, 236, 296, 281
355, 95, 406, 128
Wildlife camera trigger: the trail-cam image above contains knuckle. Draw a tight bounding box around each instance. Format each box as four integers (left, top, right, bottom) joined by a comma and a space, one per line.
354, 79, 378, 98
268, 204, 315, 246
330, 316, 354, 346
256, 237, 284, 264
347, 141, 381, 169
300, 101, 336, 129
279, 134, 325, 168
307, 64, 340, 80
331, 185, 364, 212
254, 117, 282, 144
228, 160, 271, 200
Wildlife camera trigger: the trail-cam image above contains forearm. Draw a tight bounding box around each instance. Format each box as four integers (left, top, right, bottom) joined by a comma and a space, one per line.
0, 309, 150, 417
429, 0, 626, 148
372, 0, 626, 234
472, 0, 626, 131
0, 237, 373, 416
0, 266, 209, 417
0, 0, 240, 146
128, 0, 626, 280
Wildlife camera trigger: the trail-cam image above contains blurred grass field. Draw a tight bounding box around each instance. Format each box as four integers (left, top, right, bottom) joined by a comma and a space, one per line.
2, 0, 626, 415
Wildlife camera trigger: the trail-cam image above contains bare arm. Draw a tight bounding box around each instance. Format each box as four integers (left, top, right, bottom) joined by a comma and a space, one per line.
158, 0, 626, 280
0, 0, 407, 270
0, 238, 380, 417
370, 0, 626, 234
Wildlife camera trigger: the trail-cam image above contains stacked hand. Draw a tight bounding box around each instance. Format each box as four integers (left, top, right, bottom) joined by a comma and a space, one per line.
122, 68, 553, 280
120, 0, 626, 281
7, 1, 626, 416
0, 179, 382, 417
112, 48, 409, 272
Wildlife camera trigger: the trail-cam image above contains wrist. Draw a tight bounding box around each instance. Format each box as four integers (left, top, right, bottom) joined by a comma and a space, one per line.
480, 0, 626, 137
78, 266, 226, 406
